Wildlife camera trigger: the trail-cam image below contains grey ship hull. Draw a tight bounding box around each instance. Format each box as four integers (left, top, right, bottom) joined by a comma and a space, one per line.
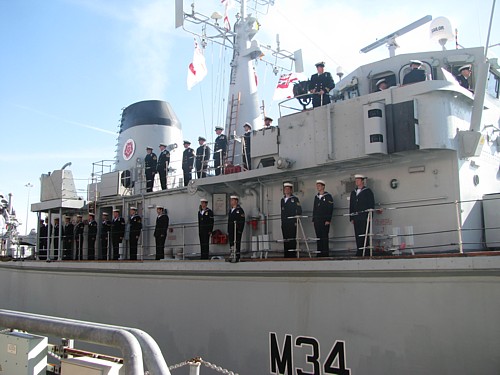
1, 255, 499, 374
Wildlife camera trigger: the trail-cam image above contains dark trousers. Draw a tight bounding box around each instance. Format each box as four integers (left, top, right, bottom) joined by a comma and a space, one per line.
243, 152, 251, 170
228, 230, 242, 260
38, 239, 47, 260
314, 221, 330, 257
145, 170, 155, 192
353, 220, 369, 256
155, 235, 166, 260
100, 234, 109, 260
312, 94, 331, 108
282, 221, 296, 258
88, 236, 96, 260
199, 229, 211, 259
183, 169, 192, 186
63, 239, 73, 260
214, 152, 224, 176
111, 237, 121, 260
129, 236, 139, 260
158, 171, 167, 190
196, 162, 207, 178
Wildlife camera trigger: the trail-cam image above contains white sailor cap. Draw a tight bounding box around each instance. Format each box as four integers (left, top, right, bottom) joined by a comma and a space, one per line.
130, 206, 137, 210
88, 212, 95, 217
183, 140, 191, 145
200, 198, 208, 203
146, 146, 153, 150
316, 180, 326, 185
354, 174, 366, 179
113, 209, 120, 212
243, 122, 252, 129
283, 182, 293, 188
230, 195, 239, 200
458, 64, 471, 72
198, 136, 206, 141
215, 126, 224, 131
76, 214, 82, 218
102, 212, 109, 216
315, 61, 325, 67
376, 78, 386, 87
159, 143, 167, 147
156, 205, 164, 210
410, 59, 422, 66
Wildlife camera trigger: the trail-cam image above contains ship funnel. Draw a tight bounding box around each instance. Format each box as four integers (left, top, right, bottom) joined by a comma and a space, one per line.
430, 17, 454, 50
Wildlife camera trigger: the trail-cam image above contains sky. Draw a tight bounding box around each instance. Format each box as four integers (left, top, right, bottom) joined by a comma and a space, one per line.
0, 0, 498, 235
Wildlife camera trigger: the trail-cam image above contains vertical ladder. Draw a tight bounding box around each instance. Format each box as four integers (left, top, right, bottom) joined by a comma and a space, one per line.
225, 93, 241, 167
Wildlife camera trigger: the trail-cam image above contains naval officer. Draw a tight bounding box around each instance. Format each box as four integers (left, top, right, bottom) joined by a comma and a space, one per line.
402, 60, 426, 85
182, 140, 195, 186
214, 126, 227, 176
100, 212, 111, 260
312, 180, 334, 257
195, 136, 210, 178
154, 206, 169, 260
242, 123, 252, 170
128, 207, 142, 260
157, 143, 170, 190
228, 195, 245, 261
309, 61, 335, 108
281, 182, 302, 258
62, 216, 74, 260
111, 209, 125, 260
144, 146, 157, 193
74, 214, 84, 260
198, 198, 214, 260
87, 212, 98, 260
456, 64, 472, 90
349, 174, 375, 256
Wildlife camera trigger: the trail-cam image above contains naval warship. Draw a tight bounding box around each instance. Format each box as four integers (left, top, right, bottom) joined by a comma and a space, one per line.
1, 1, 500, 374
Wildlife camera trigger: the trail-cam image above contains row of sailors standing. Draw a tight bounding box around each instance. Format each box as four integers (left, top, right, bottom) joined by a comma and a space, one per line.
37, 175, 375, 261
375, 60, 473, 91
146, 117, 275, 190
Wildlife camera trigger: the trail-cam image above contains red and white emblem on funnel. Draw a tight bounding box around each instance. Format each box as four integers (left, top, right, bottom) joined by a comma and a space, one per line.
123, 138, 135, 161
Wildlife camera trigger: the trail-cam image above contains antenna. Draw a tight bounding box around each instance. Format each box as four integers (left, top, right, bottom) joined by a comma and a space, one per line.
429, 17, 454, 50
360, 15, 432, 57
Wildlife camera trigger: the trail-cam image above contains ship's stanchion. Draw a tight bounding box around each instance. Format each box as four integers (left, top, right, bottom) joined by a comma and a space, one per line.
455, 200, 464, 254
290, 215, 312, 258
362, 209, 374, 257
189, 359, 201, 375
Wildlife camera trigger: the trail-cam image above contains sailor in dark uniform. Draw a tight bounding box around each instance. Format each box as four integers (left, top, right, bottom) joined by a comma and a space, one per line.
195, 136, 210, 178
349, 174, 375, 257
312, 180, 334, 257
111, 209, 125, 260
228, 195, 245, 261
456, 64, 472, 90
62, 216, 74, 260
213, 126, 227, 176
157, 143, 170, 190
242, 123, 252, 170
100, 212, 111, 260
281, 182, 302, 258
309, 61, 335, 108
402, 60, 426, 85
87, 212, 98, 260
154, 206, 169, 260
144, 146, 157, 193
182, 140, 195, 186
74, 215, 84, 260
51, 217, 60, 259
128, 207, 142, 260
39, 218, 48, 260
198, 198, 214, 260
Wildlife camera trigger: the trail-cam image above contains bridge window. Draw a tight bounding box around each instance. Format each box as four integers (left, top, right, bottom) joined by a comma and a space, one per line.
487, 71, 500, 99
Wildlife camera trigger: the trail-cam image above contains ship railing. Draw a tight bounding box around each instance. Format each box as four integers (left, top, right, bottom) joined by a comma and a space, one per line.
0, 309, 171, 375
31, 196, 500, 260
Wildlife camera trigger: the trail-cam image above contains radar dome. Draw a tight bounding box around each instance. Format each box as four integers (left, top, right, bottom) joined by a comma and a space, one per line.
430, 17, 454, 49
